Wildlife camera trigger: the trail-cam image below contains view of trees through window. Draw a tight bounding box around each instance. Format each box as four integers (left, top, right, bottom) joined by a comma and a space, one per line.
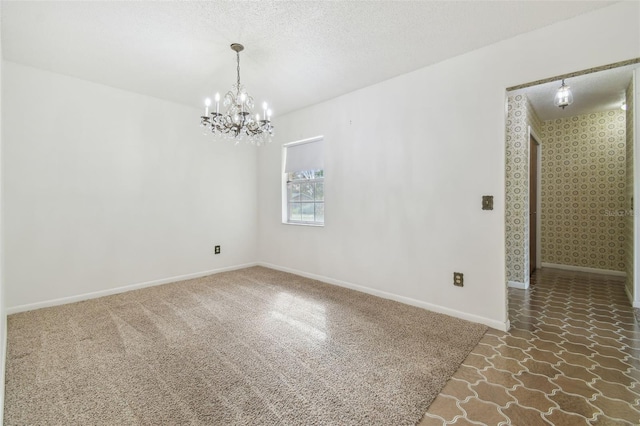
287, 169, 324, 224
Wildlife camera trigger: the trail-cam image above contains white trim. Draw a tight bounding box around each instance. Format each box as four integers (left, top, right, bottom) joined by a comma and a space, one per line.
0, 314, 5, 425
625, 284, 635, 306
508, 281, 528, 289
282, 135, 324, 148
628, 282, 640, 308
281, 147, 288, 221
281, 222, 324, 227
258, 262, 509, 331
6, 262, 258, 315
541, 262, 626, 277
633, 70, 640, 309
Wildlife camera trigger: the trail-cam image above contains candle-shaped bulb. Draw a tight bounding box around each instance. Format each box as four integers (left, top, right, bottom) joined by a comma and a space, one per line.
205, 98, 211, 107
214, 93, 220, 102
240, 93, 246, 102
256, 113, 260, 122
267, 109, 272, 118
262, 102, 268, 110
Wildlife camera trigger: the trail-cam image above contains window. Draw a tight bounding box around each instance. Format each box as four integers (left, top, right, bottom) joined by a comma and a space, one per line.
286, 169, 324, 224
283, 137, 324, 226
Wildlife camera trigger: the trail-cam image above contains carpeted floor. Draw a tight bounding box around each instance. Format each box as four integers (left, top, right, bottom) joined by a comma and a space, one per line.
4, 266, 487, 425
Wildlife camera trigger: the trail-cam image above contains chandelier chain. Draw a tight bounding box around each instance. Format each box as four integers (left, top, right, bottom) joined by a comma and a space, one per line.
236, 51, 241, 90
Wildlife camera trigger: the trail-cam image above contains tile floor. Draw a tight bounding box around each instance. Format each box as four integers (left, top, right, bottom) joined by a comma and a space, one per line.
419, 268, 640, 425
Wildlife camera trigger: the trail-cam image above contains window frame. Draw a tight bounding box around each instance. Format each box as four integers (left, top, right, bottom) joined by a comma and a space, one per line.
286, 173, 324, 225
282, 136, 325, 227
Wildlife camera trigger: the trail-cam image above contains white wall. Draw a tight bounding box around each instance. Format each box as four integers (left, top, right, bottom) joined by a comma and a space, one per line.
0, 2, 6, 421
257, 2, 640, 330
2, 62, 258, 310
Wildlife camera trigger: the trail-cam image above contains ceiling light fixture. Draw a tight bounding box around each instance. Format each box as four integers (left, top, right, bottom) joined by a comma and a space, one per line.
200, 43, 273, 145
554, 79, 573, 109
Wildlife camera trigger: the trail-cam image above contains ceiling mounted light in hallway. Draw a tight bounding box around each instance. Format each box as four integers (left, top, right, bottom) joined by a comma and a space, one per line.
554, 79, 574, 109
200, 43, 273, 145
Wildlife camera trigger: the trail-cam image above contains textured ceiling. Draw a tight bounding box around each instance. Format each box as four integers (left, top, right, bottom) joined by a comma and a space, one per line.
514, 64, 638, 121
2, 1, 616, 115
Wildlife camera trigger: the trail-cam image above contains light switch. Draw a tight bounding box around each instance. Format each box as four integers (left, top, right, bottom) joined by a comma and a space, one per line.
482, 195, 493, 211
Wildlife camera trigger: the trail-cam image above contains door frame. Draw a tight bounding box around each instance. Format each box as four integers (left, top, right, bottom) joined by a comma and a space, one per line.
528, 126, 542, 273
632, 70, 640, 308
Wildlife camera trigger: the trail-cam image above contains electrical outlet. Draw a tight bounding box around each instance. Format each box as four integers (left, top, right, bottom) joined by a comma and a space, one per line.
214, 245, 221, 254
453, 272, 464, 287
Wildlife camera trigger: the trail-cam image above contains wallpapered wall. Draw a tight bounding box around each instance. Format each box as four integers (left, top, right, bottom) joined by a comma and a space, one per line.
625, 78, 634, 297
540, 109, 627, 272
505, 94, 543, 285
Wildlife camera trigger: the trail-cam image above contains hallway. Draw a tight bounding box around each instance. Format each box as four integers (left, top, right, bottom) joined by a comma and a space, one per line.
421, 268, 640, 425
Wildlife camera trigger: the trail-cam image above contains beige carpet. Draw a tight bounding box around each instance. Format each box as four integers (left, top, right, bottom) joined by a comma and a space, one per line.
4, 266, 486, 425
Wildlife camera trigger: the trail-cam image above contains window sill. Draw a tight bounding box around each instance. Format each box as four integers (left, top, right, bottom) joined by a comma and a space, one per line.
282, 222, 324, 227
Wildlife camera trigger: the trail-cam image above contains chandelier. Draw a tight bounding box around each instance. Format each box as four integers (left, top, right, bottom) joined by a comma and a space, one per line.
200, 43, 273, 145
553, 79, 573, 109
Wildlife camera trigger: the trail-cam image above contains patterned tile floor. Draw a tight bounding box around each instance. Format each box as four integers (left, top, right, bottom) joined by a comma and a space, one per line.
419, 268, 640, 425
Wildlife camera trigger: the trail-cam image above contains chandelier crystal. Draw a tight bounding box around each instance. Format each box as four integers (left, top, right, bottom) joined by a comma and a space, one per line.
553, 79, 573, 109
200, 43, 273, 145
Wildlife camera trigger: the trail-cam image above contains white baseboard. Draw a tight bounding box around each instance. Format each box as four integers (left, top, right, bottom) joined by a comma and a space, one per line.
624, 284, 639, 307
6, 262, 258, 315
508, 281, 528, 289
626, 285, 640, 308
541, 263, 626, 277
7, 261, 511, 332
0, 309, 6, 425
258, 262, 509, 332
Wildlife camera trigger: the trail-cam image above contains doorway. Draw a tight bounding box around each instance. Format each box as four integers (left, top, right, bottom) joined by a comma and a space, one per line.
504, 59, 639, 311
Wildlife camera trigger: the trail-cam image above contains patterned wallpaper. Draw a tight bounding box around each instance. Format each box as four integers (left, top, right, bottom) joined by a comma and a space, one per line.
505, 94, 543, 285
625, 78, 634, 297
540, 110, 627, 272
